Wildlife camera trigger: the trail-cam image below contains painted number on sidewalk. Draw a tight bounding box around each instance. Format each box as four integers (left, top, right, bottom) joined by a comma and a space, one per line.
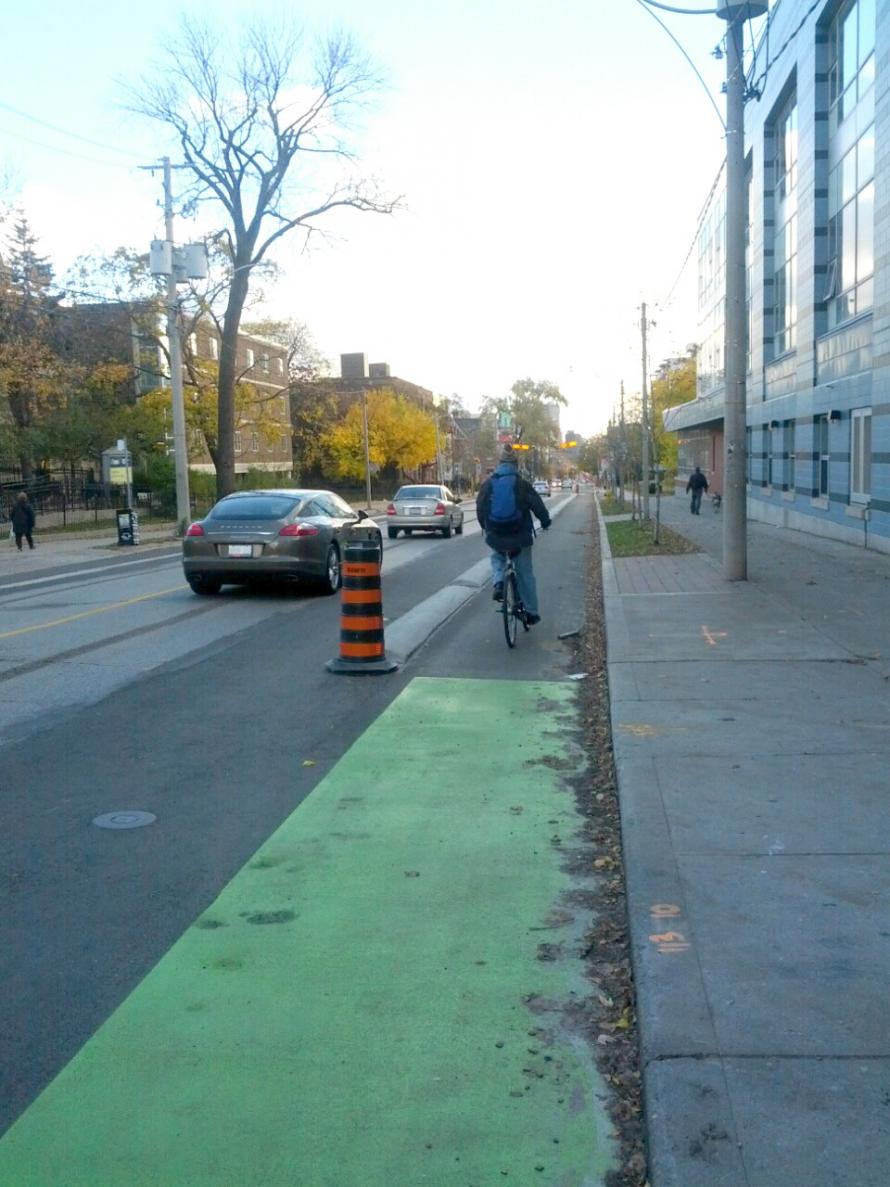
648, 903, 691, 955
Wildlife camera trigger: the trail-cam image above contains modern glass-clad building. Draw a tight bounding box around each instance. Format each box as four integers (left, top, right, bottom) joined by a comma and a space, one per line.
665, 0, 889, 551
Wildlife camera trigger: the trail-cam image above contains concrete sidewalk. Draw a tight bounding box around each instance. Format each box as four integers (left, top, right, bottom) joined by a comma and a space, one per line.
602, 494, 890, 1185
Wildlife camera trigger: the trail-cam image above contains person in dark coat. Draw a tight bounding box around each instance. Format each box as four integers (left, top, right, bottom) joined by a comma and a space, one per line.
476, 446, 551, 624
11, 491, 36, 550
686, 466, 709, 515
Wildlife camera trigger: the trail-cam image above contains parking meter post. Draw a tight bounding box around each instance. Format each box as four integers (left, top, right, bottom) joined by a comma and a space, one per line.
326, 526, 397, 675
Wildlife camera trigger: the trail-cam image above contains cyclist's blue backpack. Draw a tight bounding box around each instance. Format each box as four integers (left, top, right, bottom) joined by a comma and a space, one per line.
488, 471, 523, 530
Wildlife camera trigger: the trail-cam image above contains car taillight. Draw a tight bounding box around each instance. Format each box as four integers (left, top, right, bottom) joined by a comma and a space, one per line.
386, 503, 396, 515
279, 523, 320, 537
185, 522, 205, 537
434, 502, 446, 515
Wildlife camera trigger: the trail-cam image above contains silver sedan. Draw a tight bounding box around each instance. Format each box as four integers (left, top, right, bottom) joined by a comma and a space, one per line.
386, 484, 465, 539
182, 489, 380, 595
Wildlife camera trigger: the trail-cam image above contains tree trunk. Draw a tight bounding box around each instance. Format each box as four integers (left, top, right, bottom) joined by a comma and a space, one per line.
215, 264, 252, 498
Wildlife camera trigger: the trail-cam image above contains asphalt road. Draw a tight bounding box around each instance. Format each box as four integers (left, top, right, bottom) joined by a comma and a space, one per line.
0, 490, 590, 1136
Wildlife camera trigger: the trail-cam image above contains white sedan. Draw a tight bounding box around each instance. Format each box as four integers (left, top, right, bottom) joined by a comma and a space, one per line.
386, 484, 465, 539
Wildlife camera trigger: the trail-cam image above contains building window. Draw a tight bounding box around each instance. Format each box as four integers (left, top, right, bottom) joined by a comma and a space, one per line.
828, 0, 875, 124
245, 348, 255, 369
767, 425, 777, 488
825, 0, 875, 328
209, 337, 219, 360
234, 431, 242, 453
814, 414, 829, 497
784, 420, 795, 491
850, 408, 871, 502
260, 353, 270, 374
251, 432, 259, 453
276, 357, 285, 375
772, 95, 798, 357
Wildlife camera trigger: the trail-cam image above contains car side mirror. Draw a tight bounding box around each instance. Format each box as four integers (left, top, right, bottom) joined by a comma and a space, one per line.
356, 509, 369, 521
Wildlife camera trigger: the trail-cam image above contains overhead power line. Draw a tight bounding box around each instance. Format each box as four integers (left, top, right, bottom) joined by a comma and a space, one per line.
0, 121, 135, 170
637, 0, 717, 12
659, 159, 726, 309
0, 98, 144, 159
749, 1, 821, 98
631, 0, 725, 128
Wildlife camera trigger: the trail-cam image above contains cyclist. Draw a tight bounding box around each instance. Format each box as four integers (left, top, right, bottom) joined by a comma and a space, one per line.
476, 445, 551, 625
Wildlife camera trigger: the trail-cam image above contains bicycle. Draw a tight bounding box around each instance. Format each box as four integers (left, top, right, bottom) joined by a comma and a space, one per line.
499, 548, 530, 648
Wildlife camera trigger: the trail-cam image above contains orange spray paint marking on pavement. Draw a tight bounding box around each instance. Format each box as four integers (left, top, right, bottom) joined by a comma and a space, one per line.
648, 905, 691, 955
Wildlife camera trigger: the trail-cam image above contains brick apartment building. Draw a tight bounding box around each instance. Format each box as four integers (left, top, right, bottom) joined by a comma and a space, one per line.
59, 301, 293, 475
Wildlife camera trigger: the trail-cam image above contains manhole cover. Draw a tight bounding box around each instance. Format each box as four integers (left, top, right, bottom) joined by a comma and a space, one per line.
93, 811, 157, 830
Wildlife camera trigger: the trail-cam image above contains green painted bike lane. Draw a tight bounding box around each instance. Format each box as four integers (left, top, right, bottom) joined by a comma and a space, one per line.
0, 677, 615, 1186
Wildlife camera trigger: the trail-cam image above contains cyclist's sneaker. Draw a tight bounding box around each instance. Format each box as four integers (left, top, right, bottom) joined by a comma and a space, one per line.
525, 613, 541, 626
492, 582, 504, 601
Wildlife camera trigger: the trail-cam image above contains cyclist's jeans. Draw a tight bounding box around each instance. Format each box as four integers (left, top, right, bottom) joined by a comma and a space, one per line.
490, 547, 539, 616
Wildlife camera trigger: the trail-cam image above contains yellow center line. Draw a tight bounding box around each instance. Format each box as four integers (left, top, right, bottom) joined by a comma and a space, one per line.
0, 586, 187, 640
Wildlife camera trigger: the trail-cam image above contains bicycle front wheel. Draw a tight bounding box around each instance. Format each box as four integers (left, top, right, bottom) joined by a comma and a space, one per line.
503, 570, 519, 648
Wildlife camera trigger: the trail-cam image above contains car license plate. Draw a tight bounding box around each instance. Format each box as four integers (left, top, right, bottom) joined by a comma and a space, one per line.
228, 544, 253, 557
409, 507, 422, 515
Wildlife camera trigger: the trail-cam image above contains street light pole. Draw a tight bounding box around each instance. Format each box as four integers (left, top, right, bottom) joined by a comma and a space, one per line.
640, 301, 650, 521
717, 0, 766, 580
162, 158, 191, 530
361, 389, 373, 511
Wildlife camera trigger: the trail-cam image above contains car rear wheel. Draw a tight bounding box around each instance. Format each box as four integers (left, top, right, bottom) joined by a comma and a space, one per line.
320, 544, 341, 595
455, 517, 464, 536
188, 575, 221, 595
387, 527, 399, 539
442, 518, 453, 538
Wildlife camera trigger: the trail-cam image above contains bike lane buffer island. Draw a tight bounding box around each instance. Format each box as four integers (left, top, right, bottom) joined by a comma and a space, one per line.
0, 676, 615, 1186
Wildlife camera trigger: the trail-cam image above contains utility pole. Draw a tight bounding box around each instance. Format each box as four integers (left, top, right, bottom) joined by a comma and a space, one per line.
162, 158, 191, 529
361, 389, 373, 511
640, 302, 650, 521
718, 0, 765, 579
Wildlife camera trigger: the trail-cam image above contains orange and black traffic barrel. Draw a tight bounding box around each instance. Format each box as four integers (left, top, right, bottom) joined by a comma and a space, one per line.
326, 529, 397, 675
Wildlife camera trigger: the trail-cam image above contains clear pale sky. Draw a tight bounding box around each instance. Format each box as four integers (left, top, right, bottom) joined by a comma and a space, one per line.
1, 0, 763, 436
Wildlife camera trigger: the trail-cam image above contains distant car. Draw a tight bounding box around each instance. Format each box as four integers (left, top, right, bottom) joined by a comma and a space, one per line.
386, 484, 464, 538
182, 489, 380, 595
533, 479, 550, 497
561, 479, 572, 490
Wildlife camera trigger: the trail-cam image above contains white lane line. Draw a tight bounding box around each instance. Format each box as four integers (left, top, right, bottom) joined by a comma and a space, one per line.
0, 549, 181, 594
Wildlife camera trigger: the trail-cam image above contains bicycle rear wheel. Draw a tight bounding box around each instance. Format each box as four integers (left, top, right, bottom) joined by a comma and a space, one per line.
503, 570, 519, 648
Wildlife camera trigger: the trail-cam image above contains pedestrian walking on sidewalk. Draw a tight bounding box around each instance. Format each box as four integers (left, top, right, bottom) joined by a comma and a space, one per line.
11, 491, 36, 550
686, 467, 708, 515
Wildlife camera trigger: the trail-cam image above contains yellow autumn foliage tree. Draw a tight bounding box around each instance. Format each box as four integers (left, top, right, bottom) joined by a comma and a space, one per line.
650, 356, 696, 480
323, 389, 437, 481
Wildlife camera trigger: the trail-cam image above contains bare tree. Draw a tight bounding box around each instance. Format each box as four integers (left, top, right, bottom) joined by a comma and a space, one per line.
131, 20, 397, 496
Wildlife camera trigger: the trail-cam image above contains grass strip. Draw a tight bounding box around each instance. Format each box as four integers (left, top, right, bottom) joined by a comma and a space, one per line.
606, 518, 698, 557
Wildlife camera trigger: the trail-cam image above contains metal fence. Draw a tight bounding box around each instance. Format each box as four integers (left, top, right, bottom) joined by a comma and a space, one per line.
0, 469, 176, 533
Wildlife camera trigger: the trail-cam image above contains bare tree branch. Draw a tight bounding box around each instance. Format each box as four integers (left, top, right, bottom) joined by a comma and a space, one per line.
125, 16, 397, 497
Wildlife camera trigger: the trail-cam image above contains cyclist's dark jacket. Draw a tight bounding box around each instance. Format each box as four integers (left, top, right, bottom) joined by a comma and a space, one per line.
476, 462, 551, 552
